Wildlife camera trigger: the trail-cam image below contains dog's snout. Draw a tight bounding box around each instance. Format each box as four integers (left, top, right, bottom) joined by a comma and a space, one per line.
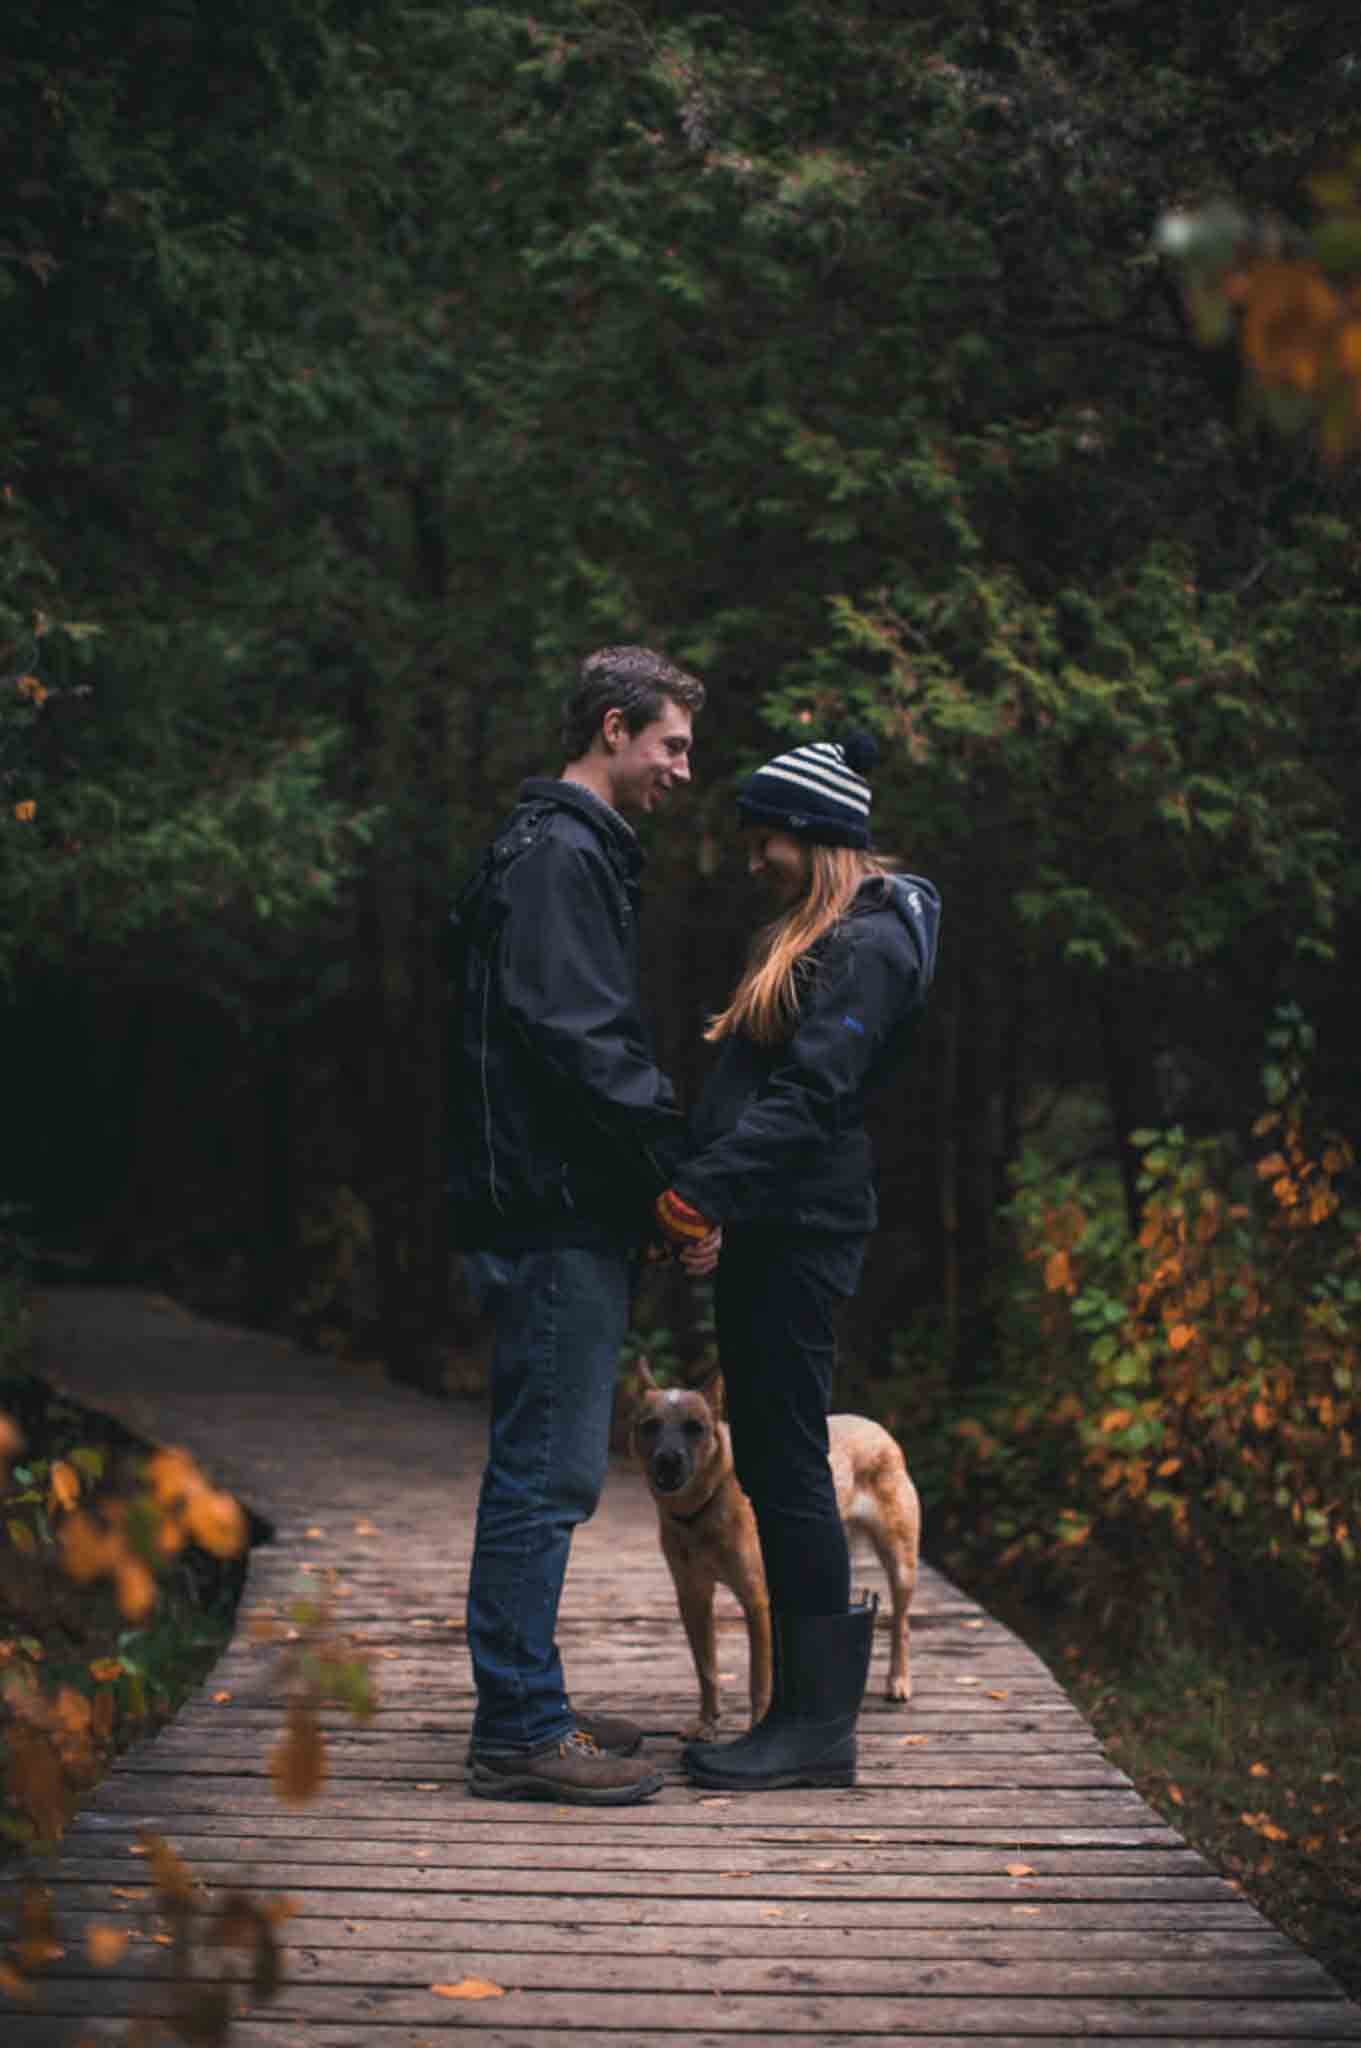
650, 1447, 688, 1493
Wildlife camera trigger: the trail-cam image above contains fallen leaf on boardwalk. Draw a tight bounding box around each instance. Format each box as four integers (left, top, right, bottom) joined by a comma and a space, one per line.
760, 1906, 786, 1919
899, 1734, 931, 1746
721, 1871, 753, 1879
432, 1979, 506, 2001
1013, 1905, 1041, 1916
963, 1619, 985, 1630
956, 1676, 979, 1687
109, 1889, 146, 1902
699, 1797, 732, 1807
987, 1689, 1010, 1700
415, 1782, 444, 1792
87, 1928, 130, 1966
151, 1935, 174, 1948
353, 1521, 379, 1536
305, 1528, 324, 1539
851, 1832, 885, 1842
718, 1670, 737, 1681
1005, 1863, 1037, 1877
1, 1961, 34, 2002
272, 1703, 327, 1802
213, 1692, 232, 1705
411, 1619, 435, 1629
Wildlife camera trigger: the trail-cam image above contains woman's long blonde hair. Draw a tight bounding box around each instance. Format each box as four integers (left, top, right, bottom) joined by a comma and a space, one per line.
706, 844, 896, 1047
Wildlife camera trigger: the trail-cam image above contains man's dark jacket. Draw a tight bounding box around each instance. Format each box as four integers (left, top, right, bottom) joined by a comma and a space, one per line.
448, 779, 688, 1251
671, 873, 941, 1237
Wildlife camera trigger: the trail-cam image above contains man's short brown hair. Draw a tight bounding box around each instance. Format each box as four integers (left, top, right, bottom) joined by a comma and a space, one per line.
562, 645, 706, 761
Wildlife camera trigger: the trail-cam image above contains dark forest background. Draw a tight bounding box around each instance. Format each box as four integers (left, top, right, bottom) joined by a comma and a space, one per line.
3, 0, 1357, 1492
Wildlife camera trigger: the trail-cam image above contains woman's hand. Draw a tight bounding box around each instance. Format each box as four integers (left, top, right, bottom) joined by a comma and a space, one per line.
678, 1226, 722, 1278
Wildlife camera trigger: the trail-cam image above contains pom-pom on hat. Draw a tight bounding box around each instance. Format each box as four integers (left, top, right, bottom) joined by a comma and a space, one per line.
736, 729, 879, 848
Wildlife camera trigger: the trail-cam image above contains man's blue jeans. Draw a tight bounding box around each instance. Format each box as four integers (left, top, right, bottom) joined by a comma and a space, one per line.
465, 1244, 632, 1754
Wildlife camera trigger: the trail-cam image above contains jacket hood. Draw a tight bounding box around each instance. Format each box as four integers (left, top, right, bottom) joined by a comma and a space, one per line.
877, 871, 941, 993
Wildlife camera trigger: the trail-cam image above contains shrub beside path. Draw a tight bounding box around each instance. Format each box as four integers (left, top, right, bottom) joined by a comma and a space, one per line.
6, 1283, 1361, 2045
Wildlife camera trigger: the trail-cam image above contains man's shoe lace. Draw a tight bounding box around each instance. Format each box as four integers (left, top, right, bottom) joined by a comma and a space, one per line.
561, 1729, 603, 1758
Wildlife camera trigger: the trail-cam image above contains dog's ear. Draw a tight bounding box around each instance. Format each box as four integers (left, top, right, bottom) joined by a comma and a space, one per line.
635, 1357, 660, 1392
691, 1366, 726, 1416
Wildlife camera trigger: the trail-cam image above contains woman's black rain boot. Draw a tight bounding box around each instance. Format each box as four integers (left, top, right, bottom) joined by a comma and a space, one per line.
683, 1594, 876, 1791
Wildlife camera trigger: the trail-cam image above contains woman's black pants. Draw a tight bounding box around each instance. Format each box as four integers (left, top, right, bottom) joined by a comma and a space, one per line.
714, 1227, 866, 1617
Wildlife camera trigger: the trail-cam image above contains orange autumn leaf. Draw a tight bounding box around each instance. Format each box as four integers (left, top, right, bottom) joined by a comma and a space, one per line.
87, 1926, 131, 1967
1005, 1862, 1036, 1878
114, 1559, 158, 1623
1167, 1324, 1196, 1351
58, 1512, 119, 1582
184, 1488, 248, 1559
138, 1831, 195, 1905
0, 1960, 34, 2003
88, 1659, 124, 1684
1043, 1249, 1072, 1293
144, 1448, 202, 1509
272, 1704, 327, 1803
47, 1461, 81, 1514
432, 1979, 507, 2001
13, 800, 37, 822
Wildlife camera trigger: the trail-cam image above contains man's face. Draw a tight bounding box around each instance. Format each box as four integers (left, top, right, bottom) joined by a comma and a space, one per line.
602, 700, 693, 817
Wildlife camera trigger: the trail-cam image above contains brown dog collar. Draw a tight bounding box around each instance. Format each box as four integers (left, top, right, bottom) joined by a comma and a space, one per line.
665, 1480, 724, 1528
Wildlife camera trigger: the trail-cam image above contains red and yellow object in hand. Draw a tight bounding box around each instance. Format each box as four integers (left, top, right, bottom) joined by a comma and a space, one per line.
655, 1187, 714, 1246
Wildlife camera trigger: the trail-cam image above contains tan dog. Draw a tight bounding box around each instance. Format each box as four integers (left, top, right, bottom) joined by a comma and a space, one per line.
630, 1364, 919, 1740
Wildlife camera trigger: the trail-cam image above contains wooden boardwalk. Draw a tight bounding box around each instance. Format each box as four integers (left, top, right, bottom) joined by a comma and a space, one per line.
7, 1284, 1360, 2046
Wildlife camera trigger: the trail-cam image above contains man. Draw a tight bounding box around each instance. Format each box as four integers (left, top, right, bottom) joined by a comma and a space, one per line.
450, 645, 709, 1804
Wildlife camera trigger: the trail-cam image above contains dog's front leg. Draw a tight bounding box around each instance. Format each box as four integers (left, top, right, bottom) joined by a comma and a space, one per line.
744, 1595, 773, 1727
676, 1575, 723, 1741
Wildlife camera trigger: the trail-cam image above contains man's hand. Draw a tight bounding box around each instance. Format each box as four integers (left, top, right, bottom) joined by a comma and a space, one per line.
678, 1226, 722, 1278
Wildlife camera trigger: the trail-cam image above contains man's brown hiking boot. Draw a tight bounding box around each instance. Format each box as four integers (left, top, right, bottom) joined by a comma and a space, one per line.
467, 1728, 664, 1805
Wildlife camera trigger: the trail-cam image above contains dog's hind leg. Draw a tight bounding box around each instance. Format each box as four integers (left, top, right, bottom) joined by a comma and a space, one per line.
865, 1508, 917, 1701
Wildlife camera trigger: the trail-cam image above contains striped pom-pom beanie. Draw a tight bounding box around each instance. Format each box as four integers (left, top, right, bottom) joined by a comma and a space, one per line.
736, 730, 879, 848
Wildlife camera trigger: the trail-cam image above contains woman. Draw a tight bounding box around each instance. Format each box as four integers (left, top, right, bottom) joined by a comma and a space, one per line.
655, 731, 940, 1791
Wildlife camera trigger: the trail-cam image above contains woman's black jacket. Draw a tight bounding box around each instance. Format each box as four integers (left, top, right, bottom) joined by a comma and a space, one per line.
670, 873, 941, 1237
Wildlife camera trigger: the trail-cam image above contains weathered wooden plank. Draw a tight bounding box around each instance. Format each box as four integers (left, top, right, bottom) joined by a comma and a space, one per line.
42, 1909, 1306, 1962
62, 1813, 1183, 1848
69, 1787, 1163, 1831
39, 1838, 1216, 1877
14, 1886, 1277, 1932
27, 1950, 1345, 2001
16, 1980, 1361, 2037
26, 1859, 1248, 1900
10, 2031, 1361, 2048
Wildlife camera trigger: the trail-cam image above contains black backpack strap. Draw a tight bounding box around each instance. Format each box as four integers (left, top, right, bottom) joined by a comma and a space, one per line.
450, 803, 554, 956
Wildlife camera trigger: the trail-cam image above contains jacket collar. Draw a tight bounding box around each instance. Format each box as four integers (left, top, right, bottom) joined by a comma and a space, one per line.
519, 777, 644, 875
